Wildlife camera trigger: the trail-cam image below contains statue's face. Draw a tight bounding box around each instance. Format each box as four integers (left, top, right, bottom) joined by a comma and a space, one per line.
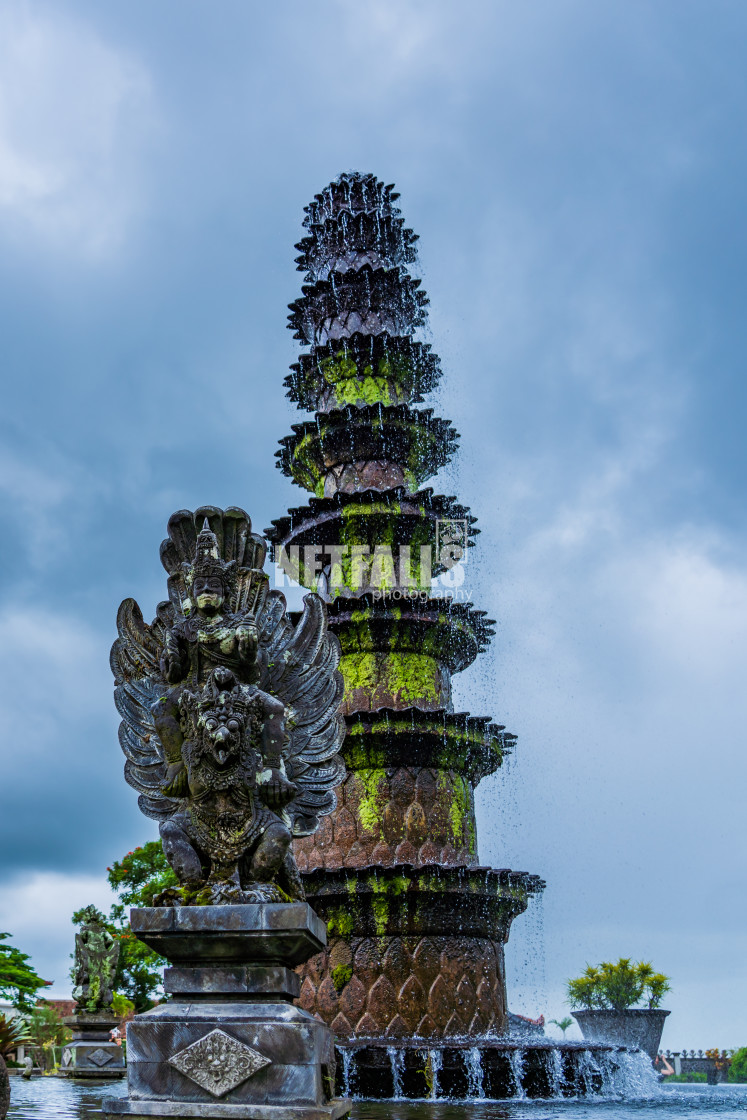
193, 575, 224, 614
201, 708, 242, 769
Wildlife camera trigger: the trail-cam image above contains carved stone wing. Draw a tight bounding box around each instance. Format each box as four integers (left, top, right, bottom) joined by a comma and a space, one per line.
110, 598, 178, 822
256, 591, 345, 836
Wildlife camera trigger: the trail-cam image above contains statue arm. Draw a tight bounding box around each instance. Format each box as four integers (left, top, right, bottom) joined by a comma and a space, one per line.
152, 690, 189, 796
152, 691, 185, 765
261, 699, 285, 770
160, 626, 188, 684
258, 698, 296, 809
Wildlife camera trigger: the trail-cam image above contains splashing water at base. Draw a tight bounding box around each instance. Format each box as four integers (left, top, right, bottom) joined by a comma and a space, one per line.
341, 1047, 353, 1097
388, 1047, 405, 1099
550, 1044, 566, 1095
466, 1047, 485, 1099
598, 1048, 662, 1099
428, 1049, 443, 1099
508, 1048, 526, 1099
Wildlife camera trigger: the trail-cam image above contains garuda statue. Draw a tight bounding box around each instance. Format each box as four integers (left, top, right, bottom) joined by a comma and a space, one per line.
73, 906, 119, 1012
111, 506, 345, 905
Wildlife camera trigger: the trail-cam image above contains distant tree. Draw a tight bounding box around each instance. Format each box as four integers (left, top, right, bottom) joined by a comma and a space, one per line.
23, 1003, 71, 1071
729, 1048, 747, 1083
551, 1017, 573, 1037
111, 992, 135, 1024
107, 842, 178, 913
0, 933, 50, 1011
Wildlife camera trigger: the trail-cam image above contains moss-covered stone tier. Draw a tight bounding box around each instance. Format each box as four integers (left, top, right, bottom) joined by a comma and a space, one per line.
268, 172, 544, 1058
284, 335, 441, 413
276, 404, 459, 497
267, 486, 479, 593
296, 865, 541, 1040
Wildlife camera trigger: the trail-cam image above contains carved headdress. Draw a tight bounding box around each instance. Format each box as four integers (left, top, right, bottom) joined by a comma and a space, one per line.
111, 506, 345, 837
184, 519, 236, 600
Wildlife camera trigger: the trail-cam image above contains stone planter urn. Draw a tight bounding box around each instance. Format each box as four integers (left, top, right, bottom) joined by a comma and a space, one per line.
572, 1009, 670, 1059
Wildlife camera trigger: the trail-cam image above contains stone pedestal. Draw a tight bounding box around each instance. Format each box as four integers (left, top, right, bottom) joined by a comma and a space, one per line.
103, 903, 350, 1120
60, 1011, 126, 1079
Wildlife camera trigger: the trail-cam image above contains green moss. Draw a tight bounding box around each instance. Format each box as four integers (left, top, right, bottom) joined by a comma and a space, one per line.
356, 768, 387, 834
340, 652, 442, 706
441, 772, 477, 855
318, 353, 419, 408
371, 895, 388, 938
327, 908, 355, 938
331, 964, 353, 992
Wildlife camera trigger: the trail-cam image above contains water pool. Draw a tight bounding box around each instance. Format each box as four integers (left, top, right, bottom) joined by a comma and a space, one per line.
5, 1078, 747, 1120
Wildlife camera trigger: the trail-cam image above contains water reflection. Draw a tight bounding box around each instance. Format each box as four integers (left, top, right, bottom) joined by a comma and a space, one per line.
6, 1077, 747, 1120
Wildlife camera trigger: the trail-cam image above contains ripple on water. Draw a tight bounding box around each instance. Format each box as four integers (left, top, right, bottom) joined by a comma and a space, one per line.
7, 1076, 127, 1119
6, 1077, 747, 1120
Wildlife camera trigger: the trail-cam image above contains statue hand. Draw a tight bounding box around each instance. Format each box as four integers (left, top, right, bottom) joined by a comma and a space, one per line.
257, 768, 296, 809
160, 644, 184, 684
236, 626, 257, 663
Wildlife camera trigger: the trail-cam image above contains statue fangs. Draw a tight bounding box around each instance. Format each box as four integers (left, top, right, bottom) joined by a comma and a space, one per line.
110, 506, 345, 906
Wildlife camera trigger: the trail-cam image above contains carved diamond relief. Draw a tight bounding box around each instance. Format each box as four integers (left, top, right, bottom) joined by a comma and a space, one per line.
62, 1049, 72, 1067
87, 1048, 114, 1067
169, 1029, 271, 1098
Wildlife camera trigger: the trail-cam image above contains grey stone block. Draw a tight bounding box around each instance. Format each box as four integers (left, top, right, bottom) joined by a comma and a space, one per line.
130, 904, 326, 967
127, 1017, 320, 1066
164, 965, 300, 1000
104, 1098, 351, 1119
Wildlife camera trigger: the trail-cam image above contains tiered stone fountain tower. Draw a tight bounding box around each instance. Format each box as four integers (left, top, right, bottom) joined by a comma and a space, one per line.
265, 173, 543, 1080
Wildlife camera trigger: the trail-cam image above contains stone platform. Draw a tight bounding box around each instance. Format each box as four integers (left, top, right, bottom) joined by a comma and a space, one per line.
60, 1011, 126, 1079
103, 903, 350, 1120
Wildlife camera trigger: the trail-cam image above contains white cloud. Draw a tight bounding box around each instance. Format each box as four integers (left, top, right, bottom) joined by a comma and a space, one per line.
0, 5, 155, 259
0, 606, 113, 781
463, 479, 747, 1043
0, 872, 116, 998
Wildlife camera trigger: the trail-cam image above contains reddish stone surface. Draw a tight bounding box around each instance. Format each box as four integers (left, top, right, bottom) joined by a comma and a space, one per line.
293, 765, 477, 870
296, 934, 508, 1040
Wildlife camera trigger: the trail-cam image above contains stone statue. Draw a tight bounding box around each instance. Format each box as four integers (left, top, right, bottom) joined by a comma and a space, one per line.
111, 506, 345, 906
72, 906, 119, 1012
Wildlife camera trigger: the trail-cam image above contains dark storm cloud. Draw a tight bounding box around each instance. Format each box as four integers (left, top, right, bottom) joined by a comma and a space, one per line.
0, 0, 746, 1040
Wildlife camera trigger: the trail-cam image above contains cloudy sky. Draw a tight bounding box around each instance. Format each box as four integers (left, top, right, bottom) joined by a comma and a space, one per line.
1, 0, 746, 1048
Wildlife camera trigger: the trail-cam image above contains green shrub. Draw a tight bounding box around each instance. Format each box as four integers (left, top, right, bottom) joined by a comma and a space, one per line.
567, 959, 671, 1011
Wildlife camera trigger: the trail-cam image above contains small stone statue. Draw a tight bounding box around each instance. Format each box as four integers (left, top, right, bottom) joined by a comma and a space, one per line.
72, 906, 119, 1012
111, 507, 344, 906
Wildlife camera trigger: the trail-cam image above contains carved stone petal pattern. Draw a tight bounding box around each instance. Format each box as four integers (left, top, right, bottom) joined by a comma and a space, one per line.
169, 1029, 271, 1098
87, 1048, 114, 1067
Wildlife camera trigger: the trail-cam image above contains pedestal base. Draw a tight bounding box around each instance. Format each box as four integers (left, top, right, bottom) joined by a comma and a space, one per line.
102, 904, 350, 1120
60, 1011, 126, 1079
106, 1098, 351, 1119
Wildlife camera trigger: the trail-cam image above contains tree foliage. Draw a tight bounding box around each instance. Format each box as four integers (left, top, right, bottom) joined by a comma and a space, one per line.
23, 1003, 71, 1071
567, 958, 671, 1011
729, 1047, 747, 1083
0, 1013, 31, 1059
107, 842, 178, 913
0, 933, 50, 1011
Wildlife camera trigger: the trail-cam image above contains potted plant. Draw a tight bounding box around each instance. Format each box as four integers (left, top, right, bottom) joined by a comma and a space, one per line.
567, 958, 671, 1058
